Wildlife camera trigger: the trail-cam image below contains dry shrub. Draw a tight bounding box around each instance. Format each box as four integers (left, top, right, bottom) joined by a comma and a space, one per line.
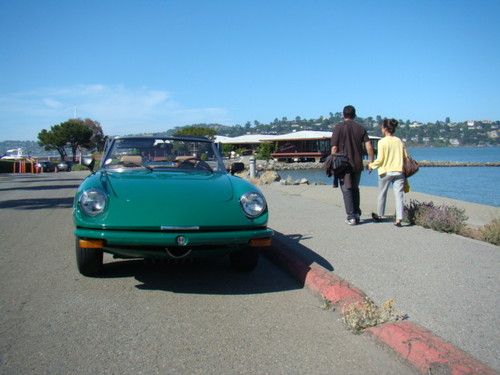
406, 201, 499, 246
404, 200, 468, 234
459, 226, 483, 241
479, 218, 500, 246
342, 298, 407, 334
404, 200, 434, 225
456, 219, 499, 246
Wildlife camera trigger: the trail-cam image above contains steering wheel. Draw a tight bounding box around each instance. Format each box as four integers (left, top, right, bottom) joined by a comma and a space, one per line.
177, 157, 212, 171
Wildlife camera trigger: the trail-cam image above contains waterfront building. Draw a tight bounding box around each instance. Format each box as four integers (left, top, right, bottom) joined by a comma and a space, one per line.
214, 134, 276, 155
216, 131, 380, 162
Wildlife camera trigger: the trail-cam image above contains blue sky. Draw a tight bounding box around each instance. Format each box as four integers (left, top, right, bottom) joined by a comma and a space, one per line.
1, 0, 499, 141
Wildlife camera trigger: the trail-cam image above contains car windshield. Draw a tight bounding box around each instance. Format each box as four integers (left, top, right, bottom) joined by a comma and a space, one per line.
103, 137, 226, 173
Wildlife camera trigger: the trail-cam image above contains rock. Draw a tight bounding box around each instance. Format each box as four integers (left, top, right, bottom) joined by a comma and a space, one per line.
280, 176, 295, 185
299, 178, 309, 185
258, 171, 281, 185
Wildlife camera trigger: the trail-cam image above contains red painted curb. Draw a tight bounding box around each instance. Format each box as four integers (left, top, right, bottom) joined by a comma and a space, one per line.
366, 322, 497, 375
266, 238, 366, 310
265, 238, 498, 375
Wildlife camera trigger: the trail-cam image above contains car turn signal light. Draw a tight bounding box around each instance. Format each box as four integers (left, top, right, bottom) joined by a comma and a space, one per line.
249, 238, 272, 247
79, 239, 105, 249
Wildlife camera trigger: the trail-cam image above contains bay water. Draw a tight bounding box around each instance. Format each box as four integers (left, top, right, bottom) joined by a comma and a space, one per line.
278, 147, 500, 207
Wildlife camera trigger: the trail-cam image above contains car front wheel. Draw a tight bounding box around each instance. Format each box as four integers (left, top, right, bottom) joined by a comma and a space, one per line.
75, 238, 103, 276
229, 247, 259, 272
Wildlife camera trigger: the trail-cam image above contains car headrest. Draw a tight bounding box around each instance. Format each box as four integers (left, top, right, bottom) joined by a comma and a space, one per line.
120, 155, 143, 165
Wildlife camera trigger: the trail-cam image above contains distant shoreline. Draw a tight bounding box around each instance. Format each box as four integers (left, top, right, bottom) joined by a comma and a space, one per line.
410, 161, 500, 167
248, 160, 500, 171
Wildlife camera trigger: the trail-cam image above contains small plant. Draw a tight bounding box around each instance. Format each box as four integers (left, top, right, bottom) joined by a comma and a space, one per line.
235, 148, 246, 157
342, 298, 406, 334
404, 200, 468, 234
479, 218, 500, 246
255, 143, 273, 160
320, 296, 334, 311
71, 163, 90, 171
221, 144, 235, 157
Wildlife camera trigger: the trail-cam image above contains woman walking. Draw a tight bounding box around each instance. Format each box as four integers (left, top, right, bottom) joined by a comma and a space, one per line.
368, 118, 407, 227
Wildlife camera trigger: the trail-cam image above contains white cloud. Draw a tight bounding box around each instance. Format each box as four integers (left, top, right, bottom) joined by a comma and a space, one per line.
0, 84, 231, 140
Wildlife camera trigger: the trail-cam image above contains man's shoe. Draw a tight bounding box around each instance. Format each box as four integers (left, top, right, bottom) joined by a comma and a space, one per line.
345, 218, 357, 226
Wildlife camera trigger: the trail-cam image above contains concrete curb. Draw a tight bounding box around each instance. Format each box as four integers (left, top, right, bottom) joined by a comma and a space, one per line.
366, 322, 496, 375
264, 236, 498, 375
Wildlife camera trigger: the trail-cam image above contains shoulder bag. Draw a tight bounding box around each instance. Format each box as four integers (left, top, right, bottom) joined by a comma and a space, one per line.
403, 147, 419, 177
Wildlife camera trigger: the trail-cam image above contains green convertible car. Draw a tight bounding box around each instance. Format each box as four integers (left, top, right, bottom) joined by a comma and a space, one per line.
73, 136, 273, 276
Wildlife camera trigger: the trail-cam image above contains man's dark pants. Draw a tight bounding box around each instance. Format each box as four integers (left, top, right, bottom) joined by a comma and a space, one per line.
339, 171, 362, 220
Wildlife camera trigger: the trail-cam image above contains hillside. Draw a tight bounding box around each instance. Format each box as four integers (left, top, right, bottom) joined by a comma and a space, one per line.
2, 115, 498, 155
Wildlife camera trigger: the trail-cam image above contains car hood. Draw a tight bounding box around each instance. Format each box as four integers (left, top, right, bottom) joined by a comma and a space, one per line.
74, 170, 265, 230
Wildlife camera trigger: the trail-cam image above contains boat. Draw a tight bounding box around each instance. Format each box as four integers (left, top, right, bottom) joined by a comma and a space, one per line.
1, 148, 26, 160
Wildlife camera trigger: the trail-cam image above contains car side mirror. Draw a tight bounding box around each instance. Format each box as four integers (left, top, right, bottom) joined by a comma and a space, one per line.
82, 157, 95, 171
229, 162, 245, 175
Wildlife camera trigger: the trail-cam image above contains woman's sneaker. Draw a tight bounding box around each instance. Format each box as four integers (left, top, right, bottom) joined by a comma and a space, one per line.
371, 213, 386, 222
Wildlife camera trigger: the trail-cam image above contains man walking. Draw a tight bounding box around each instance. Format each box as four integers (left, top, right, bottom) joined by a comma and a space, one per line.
331, 105, 374, 225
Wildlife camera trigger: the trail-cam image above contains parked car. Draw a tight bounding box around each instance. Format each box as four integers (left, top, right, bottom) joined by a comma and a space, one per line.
36, 161, 56, 172
73, 136, 273, 276
56, 161, 72, 172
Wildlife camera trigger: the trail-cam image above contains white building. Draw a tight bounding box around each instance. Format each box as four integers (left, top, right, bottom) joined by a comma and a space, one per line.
216, 131, 380, 162
487, 130, 498, 139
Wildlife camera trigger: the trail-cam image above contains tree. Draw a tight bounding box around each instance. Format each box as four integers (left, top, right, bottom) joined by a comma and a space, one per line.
38, 125, 68, 160
38, 119, 95, 162
174, 126, 216, 139
83, 118, 105, 151
60, 119, 94, 162
38, 117, 105, 161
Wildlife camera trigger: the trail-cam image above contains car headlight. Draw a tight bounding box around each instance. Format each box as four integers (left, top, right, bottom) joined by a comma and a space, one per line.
240, 192, 267, 218
79, 189, 107, 216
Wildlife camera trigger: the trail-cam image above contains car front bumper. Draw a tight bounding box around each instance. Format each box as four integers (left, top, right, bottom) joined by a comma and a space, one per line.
75, 227, 273, 258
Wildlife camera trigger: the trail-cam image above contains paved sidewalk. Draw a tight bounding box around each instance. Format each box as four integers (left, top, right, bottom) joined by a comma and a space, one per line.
260, 183, 500, 371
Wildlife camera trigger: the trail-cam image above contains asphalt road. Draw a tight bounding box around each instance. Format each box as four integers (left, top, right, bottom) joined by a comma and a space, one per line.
0, 172, 415, 375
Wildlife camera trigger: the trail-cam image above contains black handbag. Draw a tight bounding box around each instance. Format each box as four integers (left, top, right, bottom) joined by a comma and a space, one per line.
332, 153, 352, 177
324, 153, 351, 177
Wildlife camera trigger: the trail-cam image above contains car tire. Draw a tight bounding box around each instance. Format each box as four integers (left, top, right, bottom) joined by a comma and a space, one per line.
229, 247, 259, 272
75, 238, 103, 276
